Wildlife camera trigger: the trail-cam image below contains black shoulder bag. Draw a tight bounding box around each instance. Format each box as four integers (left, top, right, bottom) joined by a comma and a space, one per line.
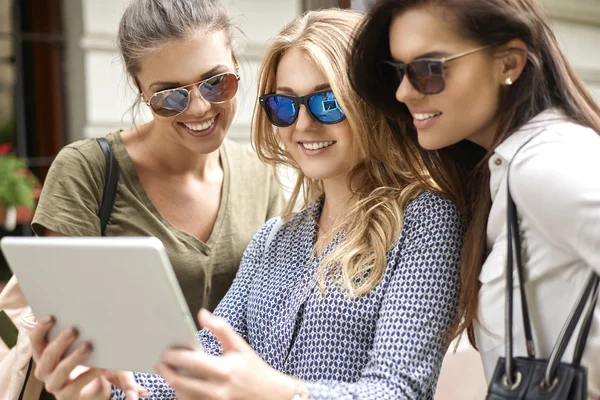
486, 165, 599, 400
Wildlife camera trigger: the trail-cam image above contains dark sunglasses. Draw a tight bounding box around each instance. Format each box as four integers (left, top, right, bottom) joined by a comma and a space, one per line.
145, 71, 240, 117
259, 89, 346, 127
382, 45, 490, 95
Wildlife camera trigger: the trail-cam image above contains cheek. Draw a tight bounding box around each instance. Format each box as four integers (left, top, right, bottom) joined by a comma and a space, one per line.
333, 121, 353, 144
223, 98, 237, 119
440, 70, 501, 133
277, 127, 295, 147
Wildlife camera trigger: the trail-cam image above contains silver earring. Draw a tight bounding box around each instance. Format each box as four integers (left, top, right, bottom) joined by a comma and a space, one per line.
505, 77, 513, 85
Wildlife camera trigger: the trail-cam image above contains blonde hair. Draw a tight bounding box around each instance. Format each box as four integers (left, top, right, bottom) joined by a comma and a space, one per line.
252, 8, 431, 296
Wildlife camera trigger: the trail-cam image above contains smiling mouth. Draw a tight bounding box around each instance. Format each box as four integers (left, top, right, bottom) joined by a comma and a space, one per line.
413, 112, 442, 121
180, 116, 217, 132
299, 141, 336, 150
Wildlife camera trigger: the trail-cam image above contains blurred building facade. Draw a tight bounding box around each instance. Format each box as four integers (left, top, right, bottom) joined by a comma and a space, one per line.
61, 0, 600, 148
0, 0, 599, 159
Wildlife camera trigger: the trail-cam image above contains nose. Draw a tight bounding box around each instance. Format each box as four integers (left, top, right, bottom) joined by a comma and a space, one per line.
294, 105, 317, 132
185, 88, 212, 116
395, 75, 424, 104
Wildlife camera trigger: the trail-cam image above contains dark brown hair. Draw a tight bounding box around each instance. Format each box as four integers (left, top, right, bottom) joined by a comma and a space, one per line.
350, 0, 600, 347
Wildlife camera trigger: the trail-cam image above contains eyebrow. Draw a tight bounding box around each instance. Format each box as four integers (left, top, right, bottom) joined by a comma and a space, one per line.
393, 51, 449, 63
150, 64, 228, 89
276, 83, 332, 94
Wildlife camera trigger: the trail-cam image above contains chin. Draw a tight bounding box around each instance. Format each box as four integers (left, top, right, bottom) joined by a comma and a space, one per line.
300, 164, 349, 183
300, 166, 335, 181
417, 132, 451, 151
184, 128, 226, 153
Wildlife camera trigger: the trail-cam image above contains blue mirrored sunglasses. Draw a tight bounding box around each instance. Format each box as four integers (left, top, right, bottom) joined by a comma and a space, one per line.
259, 89, 346, 127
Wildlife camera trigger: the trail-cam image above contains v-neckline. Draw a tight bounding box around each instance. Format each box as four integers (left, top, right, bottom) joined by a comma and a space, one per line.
309, 196, 342, 261
113, 131, 231, 254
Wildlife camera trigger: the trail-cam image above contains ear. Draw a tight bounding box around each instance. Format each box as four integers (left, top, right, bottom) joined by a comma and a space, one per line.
493, 38, 528, 86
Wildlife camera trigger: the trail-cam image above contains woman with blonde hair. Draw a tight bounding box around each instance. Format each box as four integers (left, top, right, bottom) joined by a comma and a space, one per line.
30, 8, 464, 400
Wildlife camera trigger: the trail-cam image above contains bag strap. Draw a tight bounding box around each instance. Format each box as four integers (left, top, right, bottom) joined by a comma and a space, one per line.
504, 180, 536, 385
96, 138, 120, 236
543, 269, 598, 383
504, 145, 599, 387
573, 277, 599, 365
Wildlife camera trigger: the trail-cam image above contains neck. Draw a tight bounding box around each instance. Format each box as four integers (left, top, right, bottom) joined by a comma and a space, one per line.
319, 173, 355, 233
466, 114, 503, 151
138, 121, 221, 178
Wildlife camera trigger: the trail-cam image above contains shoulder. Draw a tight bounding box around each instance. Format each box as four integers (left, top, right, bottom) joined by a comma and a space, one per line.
510, 122, 600, 200
399, 191, 464, 249
50, 137, 105, 173
244, 216, 286, 257
222, 138, 267, 170
516, 120, 599, 161
58, 132, 124, 166
403, 191, 462, 227
221, 139, 277, 187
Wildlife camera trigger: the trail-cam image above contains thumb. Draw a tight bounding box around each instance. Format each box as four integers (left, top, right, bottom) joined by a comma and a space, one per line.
198, 309, 250, 353
104, 370, 149, 399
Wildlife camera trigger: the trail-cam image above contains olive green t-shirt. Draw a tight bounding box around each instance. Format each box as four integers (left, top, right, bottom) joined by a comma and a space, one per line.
32, 131, 285, 322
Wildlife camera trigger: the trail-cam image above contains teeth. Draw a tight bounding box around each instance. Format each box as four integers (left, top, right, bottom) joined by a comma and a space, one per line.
183, 117, 216, 131
413, 112, 441, 121
301, 141, 335, 150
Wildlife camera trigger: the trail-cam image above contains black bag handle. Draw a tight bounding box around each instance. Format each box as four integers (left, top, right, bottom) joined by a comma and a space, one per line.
96, 138, 119, 236
504, 144, 599, 388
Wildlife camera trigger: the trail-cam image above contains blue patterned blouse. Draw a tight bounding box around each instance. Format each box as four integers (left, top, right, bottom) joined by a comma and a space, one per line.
113, 191, 464, 399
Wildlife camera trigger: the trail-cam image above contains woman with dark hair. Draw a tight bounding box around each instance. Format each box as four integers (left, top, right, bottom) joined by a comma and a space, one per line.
350, 0, 600, 396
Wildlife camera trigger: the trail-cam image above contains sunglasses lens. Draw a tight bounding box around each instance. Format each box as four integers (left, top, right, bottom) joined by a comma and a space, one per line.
199, 73, 238, 103
150, 90, 189, 117
380, 61, 405, 86
308, 90, 345, 124
261, 95, 297, 127
408, 60, 444, 94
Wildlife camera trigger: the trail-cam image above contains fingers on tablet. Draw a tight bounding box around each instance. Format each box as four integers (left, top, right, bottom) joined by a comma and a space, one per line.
35, 327, 79, 380
30, 315, 55, 360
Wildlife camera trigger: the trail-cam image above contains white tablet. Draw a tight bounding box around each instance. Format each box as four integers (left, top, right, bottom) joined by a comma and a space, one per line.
0, 236, 200, 373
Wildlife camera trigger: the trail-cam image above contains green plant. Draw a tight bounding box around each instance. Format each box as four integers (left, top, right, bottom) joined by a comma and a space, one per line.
0, 143, 38, 209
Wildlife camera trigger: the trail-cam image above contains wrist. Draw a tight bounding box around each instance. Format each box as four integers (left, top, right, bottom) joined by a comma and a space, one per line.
273, 374, 307, 400
290, 378, 309, 400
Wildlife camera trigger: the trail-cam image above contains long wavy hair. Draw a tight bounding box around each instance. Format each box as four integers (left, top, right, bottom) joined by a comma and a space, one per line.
350, 0, 600, 344
252, 8, 435, 296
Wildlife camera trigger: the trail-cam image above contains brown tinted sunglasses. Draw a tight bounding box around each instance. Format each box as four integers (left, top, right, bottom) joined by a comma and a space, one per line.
382, 45, 491, 95
145, 69, 240, 117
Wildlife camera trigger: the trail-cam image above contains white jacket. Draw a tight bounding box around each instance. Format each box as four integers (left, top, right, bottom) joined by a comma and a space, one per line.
475, 109, 600, 398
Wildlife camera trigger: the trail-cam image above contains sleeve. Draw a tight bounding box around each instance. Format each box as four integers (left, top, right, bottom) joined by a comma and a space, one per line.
509, 133, 600, 271
305, 194, 464, 399
266, 167, 286, 220
31, 144, 105, 236
111, 218, 280, 400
